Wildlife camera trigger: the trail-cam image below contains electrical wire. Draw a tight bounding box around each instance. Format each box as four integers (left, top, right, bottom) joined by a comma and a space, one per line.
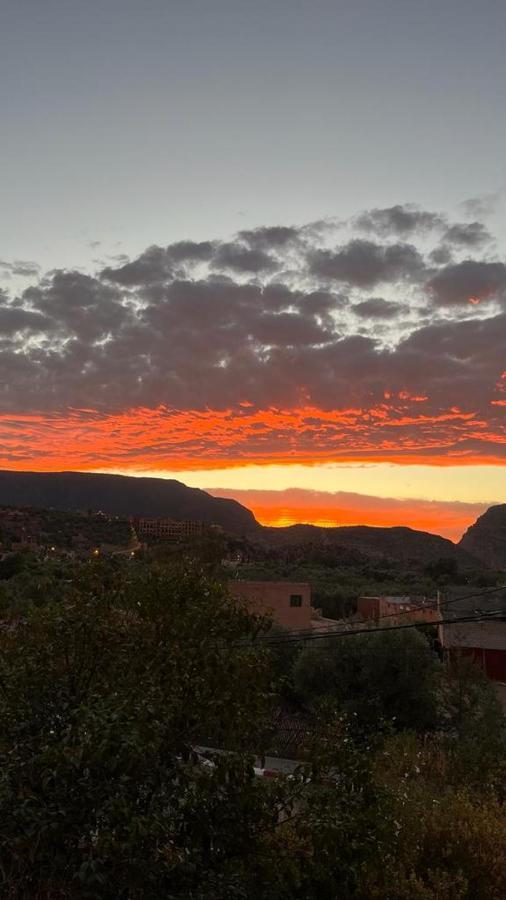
246, 582, 506, 646
252, 608, 505, 649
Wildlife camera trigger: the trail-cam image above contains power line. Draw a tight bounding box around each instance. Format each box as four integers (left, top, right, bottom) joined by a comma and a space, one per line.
250, 583, 506, 646
253, 609, 504, 649
374, 581, 505, 622
263, 612, 501, 647
361, 582, 506, 624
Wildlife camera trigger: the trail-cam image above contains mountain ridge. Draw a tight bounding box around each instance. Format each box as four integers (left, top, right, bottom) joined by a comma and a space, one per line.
254, 522, 477, 566
0, 470, 259, 535
0, 469, 496, 568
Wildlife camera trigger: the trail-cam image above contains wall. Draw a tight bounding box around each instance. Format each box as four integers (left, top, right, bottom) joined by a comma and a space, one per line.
442, 621, 506, 682
357, 596, 440, 625
450, 646, 506, 682
229, 581, 312, 631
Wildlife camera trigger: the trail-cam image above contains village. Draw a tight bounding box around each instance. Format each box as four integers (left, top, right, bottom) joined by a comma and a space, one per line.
1, 505, 504, 701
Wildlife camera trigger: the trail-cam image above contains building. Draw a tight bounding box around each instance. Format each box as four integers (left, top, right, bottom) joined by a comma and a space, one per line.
229, 581, 313, 631
439, 618, 506, 682
357, 595, 441, 625
132, 517, 206, 541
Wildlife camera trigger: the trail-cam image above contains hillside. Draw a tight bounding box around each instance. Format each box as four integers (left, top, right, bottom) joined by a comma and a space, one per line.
254, 523, 477, 566
0, 470, 259, 536
459, 504, 506, 569
0, 470, 497, 568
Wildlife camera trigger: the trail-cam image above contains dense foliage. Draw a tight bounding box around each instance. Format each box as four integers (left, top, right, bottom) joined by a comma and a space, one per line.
0, 506, 131, 552
0, 559, 505, 898
293, 627, 440, 731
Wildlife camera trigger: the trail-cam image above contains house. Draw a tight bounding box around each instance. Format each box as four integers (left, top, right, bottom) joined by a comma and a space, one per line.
439, 618, 506, 682
229, 581, 313, 631
357, 595, 441, 625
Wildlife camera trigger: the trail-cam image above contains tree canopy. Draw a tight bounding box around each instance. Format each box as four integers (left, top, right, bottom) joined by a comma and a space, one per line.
293, 627, 440, 732
0, 560, 505, 898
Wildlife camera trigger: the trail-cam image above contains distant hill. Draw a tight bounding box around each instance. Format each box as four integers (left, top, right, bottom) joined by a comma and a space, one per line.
0, 470, 259, 536
254, 523, 477, 567
459, 504, 506, 569
0, 470, 498, 568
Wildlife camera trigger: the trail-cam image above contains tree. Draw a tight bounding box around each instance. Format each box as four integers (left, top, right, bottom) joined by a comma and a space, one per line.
364, 735, 506, 899
293, 627, 441, 732
0, 551, 28, 581
438, 652, 506, 794
1, 560, 506, 898
0, 561, 292, 898
424, 556, 461, 584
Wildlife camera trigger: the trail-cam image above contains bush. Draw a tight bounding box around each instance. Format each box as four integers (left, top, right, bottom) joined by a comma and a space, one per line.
294, 627, 441, 732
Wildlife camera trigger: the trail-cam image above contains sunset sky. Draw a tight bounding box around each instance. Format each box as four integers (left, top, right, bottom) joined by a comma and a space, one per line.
1, 0, 505, 541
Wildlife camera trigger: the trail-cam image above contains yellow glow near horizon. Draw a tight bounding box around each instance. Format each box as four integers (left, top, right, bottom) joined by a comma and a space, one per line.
94, 462, 506, 505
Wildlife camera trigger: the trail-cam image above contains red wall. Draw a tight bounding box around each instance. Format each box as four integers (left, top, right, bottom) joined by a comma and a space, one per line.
457, 647, 506, 682
357, 597, 380, 621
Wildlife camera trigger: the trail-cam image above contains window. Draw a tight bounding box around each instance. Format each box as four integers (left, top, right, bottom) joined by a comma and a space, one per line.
290, 594, 302, 608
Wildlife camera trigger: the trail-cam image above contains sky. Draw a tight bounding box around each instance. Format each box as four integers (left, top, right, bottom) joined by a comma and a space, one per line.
0, 0, 505, 540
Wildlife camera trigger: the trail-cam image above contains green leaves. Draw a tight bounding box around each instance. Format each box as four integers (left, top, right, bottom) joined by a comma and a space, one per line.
0, 559, 506, 898
293, 628, 440, 733
0, 562, 276, 895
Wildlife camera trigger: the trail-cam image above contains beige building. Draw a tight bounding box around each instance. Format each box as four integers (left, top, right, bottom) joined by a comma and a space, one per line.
229, 581, 313, 631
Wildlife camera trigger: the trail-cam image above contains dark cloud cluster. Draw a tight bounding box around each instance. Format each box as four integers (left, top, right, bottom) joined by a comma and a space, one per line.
354, 203, 494, 251
309, 239, 424, 287
100, 241, 215, 286
237, 225, 301, 250
211, 242, 277, 274
428, 260, 506, 305
0, 204, 504, 464
442, 221, 491, 249
355, 204, 443, 236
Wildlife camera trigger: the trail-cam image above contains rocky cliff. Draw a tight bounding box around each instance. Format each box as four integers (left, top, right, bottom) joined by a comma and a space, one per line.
459, 504, 506, 569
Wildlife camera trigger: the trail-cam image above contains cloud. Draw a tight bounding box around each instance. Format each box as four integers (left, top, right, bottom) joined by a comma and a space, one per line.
24, 270, 128, 341
237, 225, 301, 250
461, 191, 501, 218
427, 260, 506, 305
354, 204, 443, 236
429, 245, 453, 266
0, 306, 49, 334
309, 239, 424, 287
442, 221, 492, 248
0, 203, 503, 470
101, 241, 215, 285
211, 241, 278, 274
0, 259, 40, 278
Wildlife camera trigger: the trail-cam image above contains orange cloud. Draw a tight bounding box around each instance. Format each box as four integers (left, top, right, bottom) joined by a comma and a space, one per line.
208, 487, 488, 542
0, 401, 504, 473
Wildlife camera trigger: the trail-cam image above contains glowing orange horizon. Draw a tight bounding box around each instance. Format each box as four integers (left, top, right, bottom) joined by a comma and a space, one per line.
246, 504, 480, 542
209, 488, 489, 542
